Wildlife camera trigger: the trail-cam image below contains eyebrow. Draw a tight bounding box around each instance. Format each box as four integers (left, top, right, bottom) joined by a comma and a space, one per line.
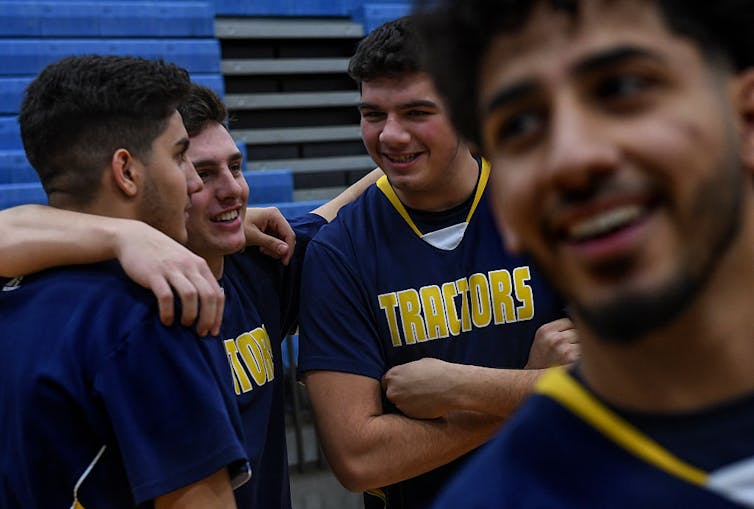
191, 151, 243, 169
483, 46, 665, 115
358, 99, 439, 111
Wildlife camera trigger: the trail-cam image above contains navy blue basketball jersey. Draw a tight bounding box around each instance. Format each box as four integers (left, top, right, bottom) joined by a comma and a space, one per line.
431, 368, 754, 509
0, 261, 248, 509
298, 160, 565, 508
220, 213, 326, 509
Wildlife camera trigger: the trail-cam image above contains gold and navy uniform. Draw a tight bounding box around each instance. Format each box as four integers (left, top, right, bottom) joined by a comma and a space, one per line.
220, 213, 326, 509
0, 261, 248, 508
431, 367, 754, 509
298, 159, 566, 509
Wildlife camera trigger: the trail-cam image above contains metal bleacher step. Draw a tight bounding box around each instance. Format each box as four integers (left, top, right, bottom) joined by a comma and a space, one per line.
225, 91, 359, 110
221, 58, 350, 76
215, 18, 364, 39
232, 125, 361, 145
245, 154, 375, 174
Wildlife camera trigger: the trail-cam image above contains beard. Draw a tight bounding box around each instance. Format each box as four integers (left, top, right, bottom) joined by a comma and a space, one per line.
562, 154, 744, 344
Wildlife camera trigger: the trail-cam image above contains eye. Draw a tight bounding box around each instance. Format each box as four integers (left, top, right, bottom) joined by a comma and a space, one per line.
406, 109, 431, 118
196, 169, 210, 182
361, 110, 385, 121
230, 162, 243, 176
488, 109, 546, 151
594, 73, 655, 104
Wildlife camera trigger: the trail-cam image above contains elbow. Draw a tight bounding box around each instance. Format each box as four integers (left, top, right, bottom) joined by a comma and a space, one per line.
323, 451, 379, 492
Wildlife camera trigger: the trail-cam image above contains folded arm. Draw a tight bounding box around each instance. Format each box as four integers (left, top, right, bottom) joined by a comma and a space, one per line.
303, 370, 502, 492
382, 317, 580, 419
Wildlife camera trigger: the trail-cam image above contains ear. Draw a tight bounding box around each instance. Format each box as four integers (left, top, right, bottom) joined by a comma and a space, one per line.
110, 148, 140, 198
734, 68, 754, 171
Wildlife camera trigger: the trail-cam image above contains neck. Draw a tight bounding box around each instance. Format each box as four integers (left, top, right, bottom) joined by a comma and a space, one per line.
579, 208, 754, 412
205, 254, 224, 280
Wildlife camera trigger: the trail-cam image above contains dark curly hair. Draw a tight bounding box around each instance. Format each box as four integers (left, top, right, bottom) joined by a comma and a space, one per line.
348, 16, 425, 86
415, 0, 754, 148
19, 55, 191, 206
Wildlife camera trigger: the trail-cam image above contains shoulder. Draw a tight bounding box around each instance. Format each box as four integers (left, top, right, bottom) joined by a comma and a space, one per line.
311, 185, 386, 248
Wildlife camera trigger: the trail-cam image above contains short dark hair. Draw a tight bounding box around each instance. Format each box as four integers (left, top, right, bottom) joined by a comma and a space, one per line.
415, 0, 754, 147
348, 16, 425, 85
178, 83, 229, 138
19, 55, 191, 206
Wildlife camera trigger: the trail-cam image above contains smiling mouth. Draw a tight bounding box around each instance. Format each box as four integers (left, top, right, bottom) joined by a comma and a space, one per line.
385, 152, 421, 164
211, 209, 240, 223
566, 205, 645, 242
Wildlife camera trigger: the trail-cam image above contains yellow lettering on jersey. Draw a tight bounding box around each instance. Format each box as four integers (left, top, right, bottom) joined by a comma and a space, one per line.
455, 278, 473, 333
397, 289, 427, 344
513, 266, 534, 321
238, 332, 266, 386
489, 269, 515, 325
251, 326, 275, 381
442, 281, 461, 336
378, 292, 403, 347
225, 338, 252, 394
420, 285, 449, 340
469, 273, 492, 328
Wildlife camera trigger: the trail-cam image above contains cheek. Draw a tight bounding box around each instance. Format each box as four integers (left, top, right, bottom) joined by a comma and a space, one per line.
360, 123, 380, 148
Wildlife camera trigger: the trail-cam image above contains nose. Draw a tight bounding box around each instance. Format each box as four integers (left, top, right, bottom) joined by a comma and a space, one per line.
379, 113, 411, 147
216, 168, 245, 201
544, 96, 619, 188
185, 160, 203, 195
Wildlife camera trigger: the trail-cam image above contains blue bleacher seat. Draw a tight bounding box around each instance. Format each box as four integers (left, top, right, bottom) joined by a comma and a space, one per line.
0, 39, 221, 75
214, 0, 355, 17
0, 117, 21, 150
261, 199, 327, 220
0, 182, 47, 209
282, 334, 299, 370
0, 2, 214, 38
245, 170, 294, 205
0, 75, 221, 116
0, 150, 37, 184
0, 77, 32, 115
358, 2, 412, 33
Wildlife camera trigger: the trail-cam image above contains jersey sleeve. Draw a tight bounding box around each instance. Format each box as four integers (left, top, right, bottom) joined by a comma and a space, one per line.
297, 235, 386, 380
93, 319, 248, 504
276, 213, 327, 336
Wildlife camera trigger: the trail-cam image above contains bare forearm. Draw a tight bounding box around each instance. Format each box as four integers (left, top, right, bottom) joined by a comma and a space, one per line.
383, 358, 545, 419
447, 365, 545, 417
315, 405, 501, 491
0, 205, 122, 276
312, 168, 383, 221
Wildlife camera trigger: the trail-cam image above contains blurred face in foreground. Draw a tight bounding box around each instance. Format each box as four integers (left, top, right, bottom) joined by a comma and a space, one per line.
478, 0, 747, 342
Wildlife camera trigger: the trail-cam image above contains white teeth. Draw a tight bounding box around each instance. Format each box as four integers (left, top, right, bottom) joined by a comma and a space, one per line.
568, 205, 642, 240
387, 153, 418, 163
213, 209, 239, 222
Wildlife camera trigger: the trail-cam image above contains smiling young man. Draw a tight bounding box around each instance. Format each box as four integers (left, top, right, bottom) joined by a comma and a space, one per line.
0, 56, 248, 509
415, 0, 754, 507
297, 16, 578, 509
